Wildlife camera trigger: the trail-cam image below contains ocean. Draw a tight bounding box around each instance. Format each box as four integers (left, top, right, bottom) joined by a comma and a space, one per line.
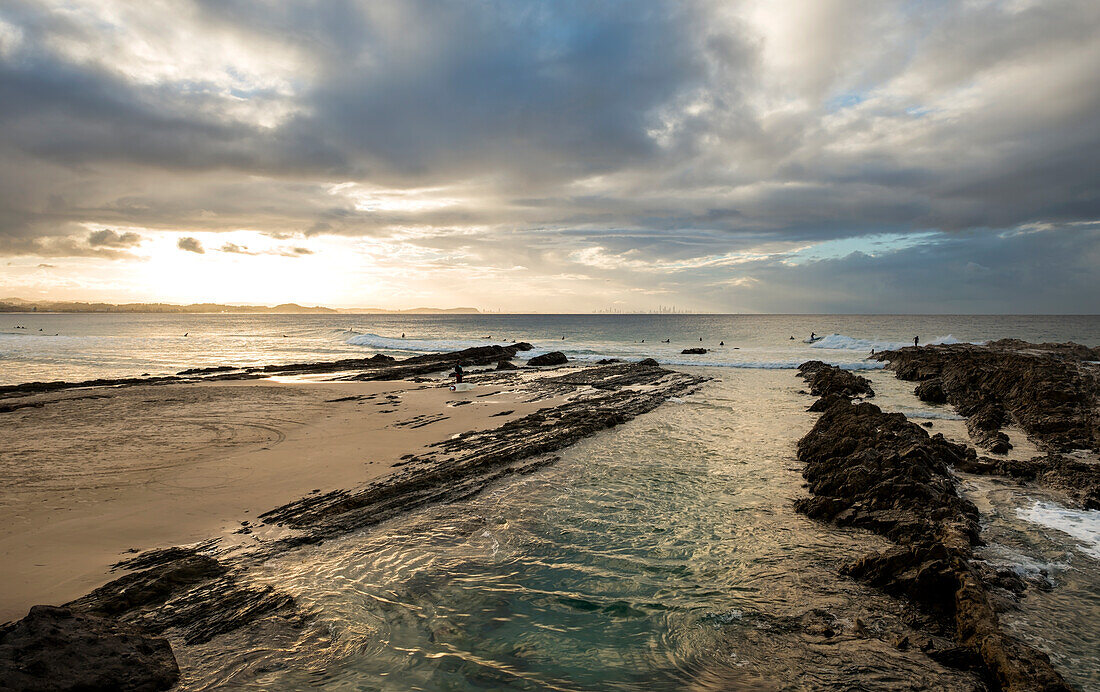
2, 313, 1099, 385
3, 314, 1099, 690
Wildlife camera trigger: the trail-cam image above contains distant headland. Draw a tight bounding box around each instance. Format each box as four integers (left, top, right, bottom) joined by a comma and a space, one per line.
0, 298, 480, 315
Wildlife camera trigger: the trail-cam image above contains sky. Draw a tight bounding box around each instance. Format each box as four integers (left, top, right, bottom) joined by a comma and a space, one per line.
0, 0, 1098, 313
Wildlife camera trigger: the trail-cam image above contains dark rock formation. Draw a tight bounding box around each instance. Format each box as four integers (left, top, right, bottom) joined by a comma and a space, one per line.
69, 555, 227, 616
637, 358, 659, 367
496, 359, 517, 370
797, 399, 978, 545
16, 358, 703, 687
1, 346, 527, 399
527, 351, 568, 366
875, 340, 1100, 453
966, 404, 1012, 454
797, 361, 875, 399
681, 348, 707, 354
259, 363, 703, 538
176, 365, 238, 376
796, 395, 1073, 691
0, 605, 179, 691
955, 454, 1100, 510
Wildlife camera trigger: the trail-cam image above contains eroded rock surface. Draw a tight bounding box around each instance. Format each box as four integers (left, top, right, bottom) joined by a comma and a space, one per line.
796, 395, 1073, 691
11, 358, 703, 687
875, 340, 1100, 453
797, 361, 875, 399
259, 362, 703, 537
527, 351, 568, 366
0, 605, 179, 692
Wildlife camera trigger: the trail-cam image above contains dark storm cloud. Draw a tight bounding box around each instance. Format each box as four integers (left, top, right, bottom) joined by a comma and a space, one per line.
87, 229, 142, 248
177, 237, 204, 254
0, 0, 1098, 311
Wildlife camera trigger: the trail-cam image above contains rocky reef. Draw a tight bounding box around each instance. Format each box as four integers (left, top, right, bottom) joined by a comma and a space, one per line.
2, 356, 703, 689
796, 362, 1074, 691
873, 339, 1100, 509
0, 605, 179, 691
797, 360, 875, 399
874, 339, 1100, 454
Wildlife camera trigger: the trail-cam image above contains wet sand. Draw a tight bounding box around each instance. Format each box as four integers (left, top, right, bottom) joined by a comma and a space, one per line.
0, 376, 562, 622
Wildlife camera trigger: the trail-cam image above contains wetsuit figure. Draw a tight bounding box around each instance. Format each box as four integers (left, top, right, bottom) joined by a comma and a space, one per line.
453, 363, 464, 383
914, 336, 919, 347
810, 332, 816, 341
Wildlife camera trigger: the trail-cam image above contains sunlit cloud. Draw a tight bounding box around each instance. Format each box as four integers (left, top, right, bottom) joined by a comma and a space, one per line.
0, 0, 1097, 311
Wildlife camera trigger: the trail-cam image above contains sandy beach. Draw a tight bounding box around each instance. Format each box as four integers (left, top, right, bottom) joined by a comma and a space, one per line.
0, 375, 567, 622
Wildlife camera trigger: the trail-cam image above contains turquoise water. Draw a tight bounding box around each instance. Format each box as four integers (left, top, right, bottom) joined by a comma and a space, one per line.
4, 315, 1098, 689
173, 367, 1099, 691
2, 313, 1098, 384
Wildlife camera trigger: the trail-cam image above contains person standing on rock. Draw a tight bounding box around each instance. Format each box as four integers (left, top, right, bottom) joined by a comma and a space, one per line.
914, 336, 919, 347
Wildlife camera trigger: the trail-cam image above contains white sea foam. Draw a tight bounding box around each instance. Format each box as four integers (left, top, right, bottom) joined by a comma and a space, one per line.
809, 333, 964, 352
983, 543, 1068, 582
1016, 501, 1100, 560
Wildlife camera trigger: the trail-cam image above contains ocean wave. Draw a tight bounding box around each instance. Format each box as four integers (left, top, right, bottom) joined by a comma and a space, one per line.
809, 333, 964, 352
1016, 501, 1100, 560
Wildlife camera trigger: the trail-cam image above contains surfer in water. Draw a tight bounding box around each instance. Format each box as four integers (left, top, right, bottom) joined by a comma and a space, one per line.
810, 331, 816, 341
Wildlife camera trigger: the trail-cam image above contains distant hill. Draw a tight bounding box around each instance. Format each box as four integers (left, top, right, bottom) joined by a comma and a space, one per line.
337, 307, 481, 314
0, 299, 479, 315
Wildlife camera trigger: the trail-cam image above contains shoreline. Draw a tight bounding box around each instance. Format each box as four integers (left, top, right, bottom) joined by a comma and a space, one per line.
793, 340, 1100, 691
1, 338, 1097, 689
0, 350, 704, 690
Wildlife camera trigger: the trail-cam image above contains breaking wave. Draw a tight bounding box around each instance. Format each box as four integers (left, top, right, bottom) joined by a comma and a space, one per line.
1017, 501, 1100, 560
809, 333, 964, 352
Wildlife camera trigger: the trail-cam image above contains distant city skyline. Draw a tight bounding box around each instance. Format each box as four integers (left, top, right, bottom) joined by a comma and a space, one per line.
1, 0, 1098, 313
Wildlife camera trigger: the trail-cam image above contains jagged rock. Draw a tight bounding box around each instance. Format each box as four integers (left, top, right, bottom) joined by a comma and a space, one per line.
955, 454, 1100, 510
496, 360, 517, 370
69, 555, 227, 616
637, 358, 659, 367
176, 365, 237, 376
512, 342, 534, 351
915, 378, 947, 404
797, 361, 875, 399
681, 348, 707, 354
795, 396, 1072, 690
796, 398, 978, 544
596, 358, 621, 364
876, 340, 1100, 452
0, 605, 178, 692
527, 351, 568, 366
259, 363, 703, 537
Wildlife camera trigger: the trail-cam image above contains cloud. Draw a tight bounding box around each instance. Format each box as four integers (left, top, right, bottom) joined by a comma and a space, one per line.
87, 229, 142, 248
177, 236, 204, 254
219, 242, 257, 255
218, 241, 312, 257
0, 0, 1097, 311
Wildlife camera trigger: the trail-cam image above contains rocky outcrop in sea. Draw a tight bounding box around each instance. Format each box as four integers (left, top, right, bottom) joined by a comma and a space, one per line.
795, 361, 1075, 691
